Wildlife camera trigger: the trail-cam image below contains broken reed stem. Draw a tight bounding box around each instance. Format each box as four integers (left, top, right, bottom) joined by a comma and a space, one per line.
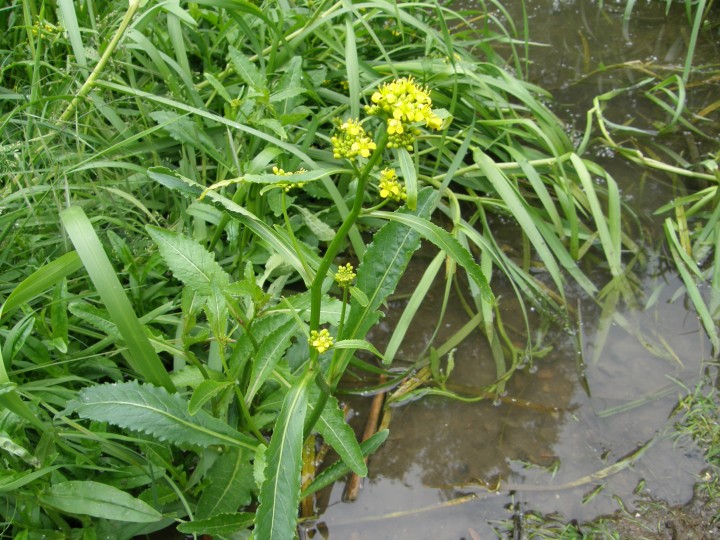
344, 377, 387, 501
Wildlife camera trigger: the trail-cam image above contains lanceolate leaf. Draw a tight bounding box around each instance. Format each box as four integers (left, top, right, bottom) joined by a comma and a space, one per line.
39, 481, 162, 522
245, 319, 299, 405
308, 390, 366, 477
195, 448, 254, 519
366, 212, 493, 305
301, 430, 389, 498
255, 372, 311, 540
343, 188, 437, 340
65, 381, 257, 450
146, 226, 230, 296
177, 512, 254, 535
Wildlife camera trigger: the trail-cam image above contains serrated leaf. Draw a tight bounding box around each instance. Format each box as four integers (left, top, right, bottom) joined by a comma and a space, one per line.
66, 381, 257, 450
228, 46, 265, 90
147, 226, 230, 296
39, 481, 162, 522
296, 206, 336, 241
245, 319, 298, 405
177, 512, 254, 535
196, 448, 254, 519
147, 167, 314, 284
188, 380, 234, 415
308, 391, 366, 476
255, 373, 311, 540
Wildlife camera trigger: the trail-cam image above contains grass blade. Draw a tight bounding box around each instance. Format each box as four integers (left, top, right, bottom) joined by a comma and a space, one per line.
60, 206, 175, 392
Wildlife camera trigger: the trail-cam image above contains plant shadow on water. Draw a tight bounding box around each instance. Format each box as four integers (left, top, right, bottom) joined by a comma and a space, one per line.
308, 0, 718, 538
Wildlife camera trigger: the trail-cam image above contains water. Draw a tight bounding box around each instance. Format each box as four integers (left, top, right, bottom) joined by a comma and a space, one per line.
310, 1, 718, 537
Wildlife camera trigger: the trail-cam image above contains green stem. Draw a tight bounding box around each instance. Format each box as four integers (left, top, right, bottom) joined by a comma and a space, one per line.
233, 386, 266, 444
57, 0, 141, 127
309, 130, 387, 331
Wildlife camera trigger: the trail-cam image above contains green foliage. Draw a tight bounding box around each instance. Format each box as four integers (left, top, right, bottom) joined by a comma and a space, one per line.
3, 0, 715, 537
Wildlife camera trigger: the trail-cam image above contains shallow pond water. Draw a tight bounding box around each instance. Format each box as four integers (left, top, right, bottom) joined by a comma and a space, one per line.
308, 1, 718, 538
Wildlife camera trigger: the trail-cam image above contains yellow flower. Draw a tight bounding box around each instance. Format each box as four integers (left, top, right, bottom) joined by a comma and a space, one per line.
378, 168, 407, 202
334, 263, 356, 289
332, 118, 376, 160
387, 118, 404, 135
309, 329, 334, 354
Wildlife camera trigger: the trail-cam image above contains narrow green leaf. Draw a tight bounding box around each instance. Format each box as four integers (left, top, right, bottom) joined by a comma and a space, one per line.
255, 372, 311, 540
177, 512, 254, 535
60, 207, 174, 392
0, 251, 83, 322
40, 481, 162, 522
397, 147, 418, 211
188, 380, 234, 416
66, 381, 257, 450
368, 212, 494, 305
58, 0, 87, 70
473, 150, 566, 296
296, 206, 336, 241
301, 430, 389, 499
245, 319, 298, 405
334, 339, 386, 362
308, 391, 366, 476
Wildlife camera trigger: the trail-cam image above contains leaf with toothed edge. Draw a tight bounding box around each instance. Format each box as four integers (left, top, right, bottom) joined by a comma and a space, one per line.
64, 381, 257, 450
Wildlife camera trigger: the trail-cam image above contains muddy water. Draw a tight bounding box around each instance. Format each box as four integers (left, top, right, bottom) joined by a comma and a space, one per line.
310, 1, 718, 538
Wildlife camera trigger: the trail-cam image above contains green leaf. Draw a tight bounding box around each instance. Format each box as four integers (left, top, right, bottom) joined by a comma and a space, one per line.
148, 167, 315, 284
397, 147, 418, 211
39, 481, 162, 522
60, 207, 174, 392
228, 46, 266, 90
66, 381, 257, 450
196, 448, 254, 519
342, 188, 436, 344
146, 226, 230, 296
188, 380, 234, 415
366, 212, 493, 306
334, 339, 386, 362
309, 391, 366, 476
177, 512, 254, 535
296, 206, 336, 241
255, 372, 311, 540
0, 251, 83, 323
301, 430, 389, 498
245, 319, 299, 405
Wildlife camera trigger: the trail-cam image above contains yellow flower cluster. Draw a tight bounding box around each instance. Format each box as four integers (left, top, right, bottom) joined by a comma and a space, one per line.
334, 263, 356, 289
366, 76, 443, 131
378, 168, 407, 202
272, 166, 306, 192
331, 119, 377, 160
309, 329, 333, 354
